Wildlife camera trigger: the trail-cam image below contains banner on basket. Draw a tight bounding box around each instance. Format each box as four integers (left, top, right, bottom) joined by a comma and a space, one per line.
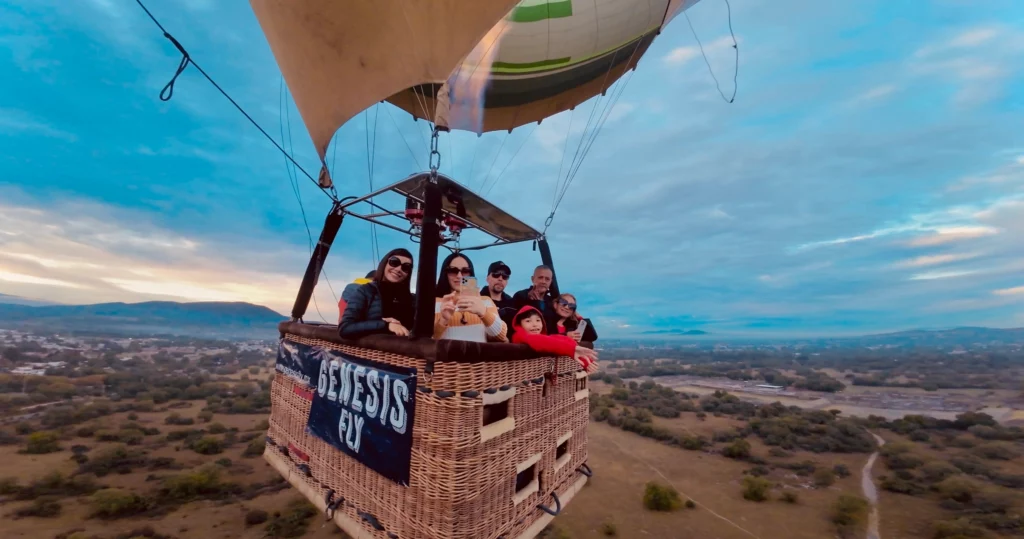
277, 340, 417, 486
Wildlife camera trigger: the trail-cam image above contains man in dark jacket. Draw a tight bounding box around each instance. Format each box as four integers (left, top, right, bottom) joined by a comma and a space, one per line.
481, 261, 516, 336
512, 265, 556, 322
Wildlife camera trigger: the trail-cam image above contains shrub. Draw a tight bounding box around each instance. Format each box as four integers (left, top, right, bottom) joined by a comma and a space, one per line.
642, 482, 682, 511
0, 477, 19, 495
197, 411, 214, 423
251, 419, 270, 431
207, 423, 228, 434
15, 422, 33, 435
265, 498, 318, 538
117, 429, 144, 446
127, 413, 138, 421
164, 413, 194, 426
189, 437, 223, 455
245, 509, 269, 526
780, 491, 799, 504
684, 499, 696, 509
242, 437, 266, 458
678, 435, 705, 451
159, 466, 239, 502
973, 442, 1018, 461
833, 464, 851, 478
600, 521, 618, 536
75, 425, 97, 438
831, 494, 869, 538
89, 489, 151, 519
79, 445, 147, 477
722, 439, 751, 460
768, 447, 791, 458
741, 476, 771, 502
14, 496, 62, 518
215, 458, 233, 468
880, 476, 926, 496
24, 431, 61, 454
814, 468, 836, 488
936, 476, 983, 504
920, 461, 959, 483
932, 519, 989, 538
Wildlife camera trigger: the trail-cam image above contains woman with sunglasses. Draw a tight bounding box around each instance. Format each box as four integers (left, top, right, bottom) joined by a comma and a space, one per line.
433, 252, 508, 342
339, 248, 415, 338
550, 293, 598, 343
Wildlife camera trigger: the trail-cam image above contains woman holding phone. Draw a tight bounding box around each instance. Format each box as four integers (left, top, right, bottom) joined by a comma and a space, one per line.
433, 252, 508, 342
338, 249, 415, 338
549, 293, 598, 343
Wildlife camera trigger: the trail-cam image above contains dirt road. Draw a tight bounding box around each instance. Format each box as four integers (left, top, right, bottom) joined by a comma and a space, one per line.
862, 432, 886, 539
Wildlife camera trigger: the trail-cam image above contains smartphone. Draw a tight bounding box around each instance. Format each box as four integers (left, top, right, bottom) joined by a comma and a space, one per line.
576, 320, 588, 338
460, 276, 478, 296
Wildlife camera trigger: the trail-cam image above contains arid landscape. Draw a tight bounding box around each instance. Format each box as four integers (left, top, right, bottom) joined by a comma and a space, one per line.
2, 327, 1023, 539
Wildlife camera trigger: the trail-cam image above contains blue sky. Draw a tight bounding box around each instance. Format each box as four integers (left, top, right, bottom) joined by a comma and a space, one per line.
1, 0, 1023, 337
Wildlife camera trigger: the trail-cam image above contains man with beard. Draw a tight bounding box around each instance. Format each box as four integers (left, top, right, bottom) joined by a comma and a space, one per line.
480, 261, 516, 335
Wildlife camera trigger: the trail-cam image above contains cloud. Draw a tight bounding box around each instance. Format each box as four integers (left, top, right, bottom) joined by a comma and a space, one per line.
894, 253, 979, 268
662, 36, 736, 66
0, 197, 364, 320
0, 108, 77, 142
909, 25, 1024, 107
994, 286, 1024, 297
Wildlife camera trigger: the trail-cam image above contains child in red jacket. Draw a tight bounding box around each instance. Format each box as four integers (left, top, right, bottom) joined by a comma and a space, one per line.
511, 306, 598, 371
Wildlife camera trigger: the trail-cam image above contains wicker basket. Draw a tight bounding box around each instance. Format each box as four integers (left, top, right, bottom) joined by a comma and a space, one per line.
265, 325, 592, 539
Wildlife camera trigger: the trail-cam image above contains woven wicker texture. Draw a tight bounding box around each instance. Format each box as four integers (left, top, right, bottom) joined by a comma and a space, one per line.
265, 333, 591, 539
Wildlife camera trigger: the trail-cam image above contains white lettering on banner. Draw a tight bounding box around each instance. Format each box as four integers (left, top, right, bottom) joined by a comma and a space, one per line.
390, 381, 409, 434
327, 360, 339, 401
278, 363, 312, 386
379, 375, 392, 426
351, 366, 366, 412
365, 370, 380, 417
317, 356, 412, 438
338, 409, 365, 453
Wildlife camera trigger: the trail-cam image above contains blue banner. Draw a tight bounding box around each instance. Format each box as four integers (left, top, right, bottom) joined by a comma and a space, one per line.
276, 340, 417, 486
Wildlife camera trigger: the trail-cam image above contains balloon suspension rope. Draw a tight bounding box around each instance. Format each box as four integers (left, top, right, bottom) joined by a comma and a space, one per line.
133, 0, 338, 202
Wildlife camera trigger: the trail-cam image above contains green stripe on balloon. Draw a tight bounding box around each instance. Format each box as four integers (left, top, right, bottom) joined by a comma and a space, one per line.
508, 0, 573, 23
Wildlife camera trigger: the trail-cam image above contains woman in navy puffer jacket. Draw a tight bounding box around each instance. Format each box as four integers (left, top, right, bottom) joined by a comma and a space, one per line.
338, 248, 415, 338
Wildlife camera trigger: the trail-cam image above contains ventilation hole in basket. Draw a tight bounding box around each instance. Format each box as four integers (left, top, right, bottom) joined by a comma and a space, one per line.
483, 387, 497, 394
500, 385, 511, 391
417, 385, 432, 394
435, 390, 455, 398
556, 439, 569, 460
515, 463, 537, 494
461, 390, 480, 398
482, 399, 509, 426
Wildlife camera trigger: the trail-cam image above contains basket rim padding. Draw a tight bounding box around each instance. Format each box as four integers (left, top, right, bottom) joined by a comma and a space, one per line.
279, 320, 593, 364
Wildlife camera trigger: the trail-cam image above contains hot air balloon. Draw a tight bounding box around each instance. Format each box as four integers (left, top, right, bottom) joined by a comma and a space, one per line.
142, 1, 712, 537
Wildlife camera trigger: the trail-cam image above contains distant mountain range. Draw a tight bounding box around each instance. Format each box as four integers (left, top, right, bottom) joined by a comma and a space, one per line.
640, 329, 709, 336
825, 326, 1024, 347
0, 293, 58, 307
0, 300, 285, 339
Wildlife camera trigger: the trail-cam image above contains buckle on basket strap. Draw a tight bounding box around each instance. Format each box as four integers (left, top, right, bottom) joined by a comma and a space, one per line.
324, 489, 343, 520
545, 356, 559, 387
536, 492, 562, 516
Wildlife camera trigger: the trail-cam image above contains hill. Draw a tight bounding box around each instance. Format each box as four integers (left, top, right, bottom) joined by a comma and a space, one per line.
824, 326, 1024, 347
0, 300, 285, 339
0, 293, 58, 307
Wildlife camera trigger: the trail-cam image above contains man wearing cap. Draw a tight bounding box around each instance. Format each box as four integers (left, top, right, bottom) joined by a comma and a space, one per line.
481, 261, 517, 337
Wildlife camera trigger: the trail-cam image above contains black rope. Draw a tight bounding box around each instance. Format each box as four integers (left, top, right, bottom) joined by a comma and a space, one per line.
683, 0, 739, 104
134, 0, 338, 201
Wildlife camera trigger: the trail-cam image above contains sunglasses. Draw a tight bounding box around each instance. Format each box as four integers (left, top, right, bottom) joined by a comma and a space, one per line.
490, 271, 510, 280
387, 257, 413, 273
557, 299, 577, 311
445, 266, 473, 276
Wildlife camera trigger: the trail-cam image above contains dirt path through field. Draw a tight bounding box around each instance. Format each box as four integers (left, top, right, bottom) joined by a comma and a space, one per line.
862, 432, 886, 539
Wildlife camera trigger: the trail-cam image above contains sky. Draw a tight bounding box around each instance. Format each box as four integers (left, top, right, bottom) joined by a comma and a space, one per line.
1, 0, 1023, 337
